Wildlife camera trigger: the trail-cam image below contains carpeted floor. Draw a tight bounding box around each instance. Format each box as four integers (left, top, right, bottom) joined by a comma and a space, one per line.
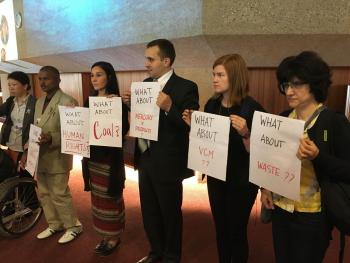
0, 166, 348, 263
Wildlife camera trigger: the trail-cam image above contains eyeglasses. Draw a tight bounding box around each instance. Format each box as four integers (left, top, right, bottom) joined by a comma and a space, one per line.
279, 81, 307, 93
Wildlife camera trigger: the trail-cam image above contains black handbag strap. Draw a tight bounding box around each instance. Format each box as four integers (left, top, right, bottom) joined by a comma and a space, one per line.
304, 105, 326, 130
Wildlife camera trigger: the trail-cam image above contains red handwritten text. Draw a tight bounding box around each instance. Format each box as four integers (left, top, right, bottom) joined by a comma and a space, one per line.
199, 146, 214, 159
135, 113, 153, 121
65, 141, 89, 153
93, 121, 120, 139
63, 130, 84, 140
135, 126, 151, 133
257, 161, 280, 176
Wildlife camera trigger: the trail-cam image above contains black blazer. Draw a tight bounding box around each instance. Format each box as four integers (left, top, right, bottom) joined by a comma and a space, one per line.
280, 108, 350, 184
204, 96, 265, 186
0, 95, 36, 148
134, 72, 199, 182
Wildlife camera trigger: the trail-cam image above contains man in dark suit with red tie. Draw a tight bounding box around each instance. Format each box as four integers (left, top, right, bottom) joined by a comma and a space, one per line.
123, 39, 199, 263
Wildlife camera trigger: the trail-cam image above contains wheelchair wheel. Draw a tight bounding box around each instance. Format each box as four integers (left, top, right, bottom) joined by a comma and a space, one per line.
0, 176, 42, 237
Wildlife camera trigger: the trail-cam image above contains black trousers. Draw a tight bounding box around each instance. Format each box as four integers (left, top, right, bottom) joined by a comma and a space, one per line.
207, 176, 258, 263
138, 151, 183, 263
272, 205, 330, 263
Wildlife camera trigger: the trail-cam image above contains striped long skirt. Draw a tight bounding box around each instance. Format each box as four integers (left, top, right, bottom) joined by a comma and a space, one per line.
88, 161, 125, 238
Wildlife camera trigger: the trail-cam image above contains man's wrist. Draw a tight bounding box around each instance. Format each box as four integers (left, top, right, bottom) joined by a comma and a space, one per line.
241, 130, 250, 139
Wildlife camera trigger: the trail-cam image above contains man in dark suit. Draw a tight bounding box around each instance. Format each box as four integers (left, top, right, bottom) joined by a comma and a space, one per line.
123, 39, 199, 263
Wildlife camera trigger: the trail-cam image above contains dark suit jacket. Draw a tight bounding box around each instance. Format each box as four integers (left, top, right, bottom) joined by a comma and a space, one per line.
0, 95, 36, 148
134, 72, 199, 182
280, 108, 350, 184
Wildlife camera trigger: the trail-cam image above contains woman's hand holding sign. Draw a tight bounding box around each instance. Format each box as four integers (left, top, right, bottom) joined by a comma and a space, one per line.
230, 114, 250, 151
230, 115, 250, 138
260, 188, 274, 209
297, 137, 319, 160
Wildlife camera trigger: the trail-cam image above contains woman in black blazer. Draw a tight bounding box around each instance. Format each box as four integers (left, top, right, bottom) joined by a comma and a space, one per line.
0, 71, 35, 164
183, 54, 264, 263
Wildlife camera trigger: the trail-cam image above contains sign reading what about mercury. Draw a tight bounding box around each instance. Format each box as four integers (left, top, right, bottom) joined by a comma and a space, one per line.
188, 111, 230, 181
130, 82, 161, 141
249, 111, 305, 201
89, 96, 122, 147
59, 106, 90, 157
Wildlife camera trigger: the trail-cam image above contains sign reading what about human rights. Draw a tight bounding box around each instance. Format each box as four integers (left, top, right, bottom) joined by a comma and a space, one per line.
59, 106, 90, 157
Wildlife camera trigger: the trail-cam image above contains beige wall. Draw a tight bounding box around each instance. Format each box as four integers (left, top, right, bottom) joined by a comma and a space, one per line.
176, 68, 213, 110
15, 0, 350, 71
203, 0, 350, 34
0, 74, 10, 101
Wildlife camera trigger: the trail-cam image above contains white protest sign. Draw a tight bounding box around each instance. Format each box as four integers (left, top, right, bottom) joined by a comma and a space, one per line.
129, 82, 161, 141
25, 124, 41, 176
59, 106, 90, 157
89, 96, 122, 147
249, 111, 304, 201
188, 111, 230, 181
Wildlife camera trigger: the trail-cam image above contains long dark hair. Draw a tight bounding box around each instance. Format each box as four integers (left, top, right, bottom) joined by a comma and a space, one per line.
91, 61, 120, 96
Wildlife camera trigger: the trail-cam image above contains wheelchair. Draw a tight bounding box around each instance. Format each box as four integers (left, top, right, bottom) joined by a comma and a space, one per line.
0, 148, 42, 237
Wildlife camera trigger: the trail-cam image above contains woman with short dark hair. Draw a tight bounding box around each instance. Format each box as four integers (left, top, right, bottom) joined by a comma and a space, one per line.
82, 61, 129, 256
261, 51, 350, 263
0, 71, 35, 164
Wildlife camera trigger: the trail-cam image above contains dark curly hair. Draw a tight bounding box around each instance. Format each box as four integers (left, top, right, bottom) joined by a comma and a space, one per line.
276, 51, 332, 102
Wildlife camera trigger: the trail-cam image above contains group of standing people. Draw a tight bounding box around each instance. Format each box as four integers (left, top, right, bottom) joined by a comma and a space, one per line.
0, 38, 349, 263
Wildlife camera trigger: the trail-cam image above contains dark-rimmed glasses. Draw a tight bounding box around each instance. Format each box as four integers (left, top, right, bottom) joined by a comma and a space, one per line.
279, 81, 307, 93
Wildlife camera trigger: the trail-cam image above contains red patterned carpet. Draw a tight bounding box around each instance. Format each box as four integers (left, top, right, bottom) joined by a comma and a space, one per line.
0, 165, 348, 263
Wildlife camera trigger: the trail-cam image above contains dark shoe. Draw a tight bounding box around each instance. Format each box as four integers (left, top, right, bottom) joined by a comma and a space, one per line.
137, 255, 162, 263
99, 239, 121, 256
94, 240, 108, 254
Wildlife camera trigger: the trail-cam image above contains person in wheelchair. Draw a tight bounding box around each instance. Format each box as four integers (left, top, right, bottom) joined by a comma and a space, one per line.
0, 147, 14, 183
0, 71, 36, 166
0, 144, 41, 237
0, 72, 41, 238
0, 148, 15, 221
